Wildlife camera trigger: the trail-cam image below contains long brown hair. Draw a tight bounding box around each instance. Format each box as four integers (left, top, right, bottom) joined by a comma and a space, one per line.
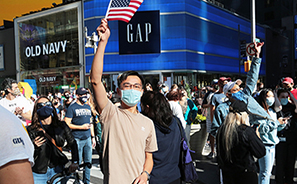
31, 96, 60, 130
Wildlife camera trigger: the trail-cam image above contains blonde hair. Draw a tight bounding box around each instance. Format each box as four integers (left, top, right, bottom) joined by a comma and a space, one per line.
218, 111, 249, 161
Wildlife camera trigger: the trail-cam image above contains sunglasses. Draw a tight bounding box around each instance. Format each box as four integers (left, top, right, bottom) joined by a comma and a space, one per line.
37, 101, 52, 109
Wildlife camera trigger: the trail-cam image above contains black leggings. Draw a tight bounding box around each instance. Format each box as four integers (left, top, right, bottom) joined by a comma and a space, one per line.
222, 169, 258, 184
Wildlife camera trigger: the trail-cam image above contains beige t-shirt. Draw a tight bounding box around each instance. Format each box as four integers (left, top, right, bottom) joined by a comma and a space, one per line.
100, 100, 158, 184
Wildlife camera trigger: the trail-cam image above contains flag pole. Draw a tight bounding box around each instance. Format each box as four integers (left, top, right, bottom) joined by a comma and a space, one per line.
105, 0, 113, 18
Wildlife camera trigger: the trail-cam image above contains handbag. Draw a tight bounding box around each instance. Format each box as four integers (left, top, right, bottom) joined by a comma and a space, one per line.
176, 117, 199, 183
41, 129, 69, 166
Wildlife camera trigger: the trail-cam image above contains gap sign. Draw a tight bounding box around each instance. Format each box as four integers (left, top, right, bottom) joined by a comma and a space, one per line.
118, 10, 160, 55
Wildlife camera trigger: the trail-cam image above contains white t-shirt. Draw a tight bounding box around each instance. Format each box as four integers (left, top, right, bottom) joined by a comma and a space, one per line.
0, 96, 32, 126
0, 105, 34, 168
168, 100, 187, 128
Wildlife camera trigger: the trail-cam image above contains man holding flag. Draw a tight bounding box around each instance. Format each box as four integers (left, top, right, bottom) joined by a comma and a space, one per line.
90, 14, 157, 184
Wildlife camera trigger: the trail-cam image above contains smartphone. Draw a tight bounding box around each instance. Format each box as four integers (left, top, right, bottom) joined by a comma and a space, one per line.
36, 130, 44, 137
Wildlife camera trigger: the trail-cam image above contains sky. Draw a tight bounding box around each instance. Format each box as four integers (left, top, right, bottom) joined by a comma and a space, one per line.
0, 0, 62, 26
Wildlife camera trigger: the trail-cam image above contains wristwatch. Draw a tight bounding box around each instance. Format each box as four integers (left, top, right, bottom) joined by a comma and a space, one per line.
142, 171, 150, 181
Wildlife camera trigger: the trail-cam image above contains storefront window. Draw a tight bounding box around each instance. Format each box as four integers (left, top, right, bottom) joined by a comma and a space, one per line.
20, 66, 80, 95
16, 5, 80, 95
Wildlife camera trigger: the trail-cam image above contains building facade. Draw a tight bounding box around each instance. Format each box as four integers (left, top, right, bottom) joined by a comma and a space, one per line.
13, 0, 266, 94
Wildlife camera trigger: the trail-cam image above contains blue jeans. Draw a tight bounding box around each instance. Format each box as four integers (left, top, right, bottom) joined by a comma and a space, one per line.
75, 137, 92, 184
33, 166, 63, 184
258, 145, 275, 184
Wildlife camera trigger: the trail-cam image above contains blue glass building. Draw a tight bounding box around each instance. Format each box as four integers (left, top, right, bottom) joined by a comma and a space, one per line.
84, 0, 266, 89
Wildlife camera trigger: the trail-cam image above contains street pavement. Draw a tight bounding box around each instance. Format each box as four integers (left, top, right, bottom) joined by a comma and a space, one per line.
64, 144, 297, 184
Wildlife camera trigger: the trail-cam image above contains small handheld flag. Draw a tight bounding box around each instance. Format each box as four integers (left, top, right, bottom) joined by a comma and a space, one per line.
105, 0, 143, 23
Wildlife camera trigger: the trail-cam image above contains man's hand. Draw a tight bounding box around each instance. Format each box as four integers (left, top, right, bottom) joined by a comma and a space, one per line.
97, 19, 110, 43
81, 123, 91, 130
14, 107, 24, 116
91, 137, 96, 148
133, 172, 148, 184
254, 41, 264, 58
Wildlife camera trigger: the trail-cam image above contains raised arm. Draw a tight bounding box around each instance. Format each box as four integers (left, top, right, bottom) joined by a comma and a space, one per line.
90, 19, 111, 113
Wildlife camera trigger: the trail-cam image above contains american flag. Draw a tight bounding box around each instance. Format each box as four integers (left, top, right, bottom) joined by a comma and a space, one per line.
105, 0, 143, 23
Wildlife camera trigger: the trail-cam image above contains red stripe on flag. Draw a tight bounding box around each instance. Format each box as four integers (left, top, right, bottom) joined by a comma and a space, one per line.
107, 13, 133, 19
109, 9, 136, 14
107, 17, 130, 23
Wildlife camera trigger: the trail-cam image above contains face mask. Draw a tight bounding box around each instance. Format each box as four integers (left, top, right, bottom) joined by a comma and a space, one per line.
37, 106, 54, 118
121, 89, 142, 107
280, 98, 288, 106
11, 88, 20, 96
231, 90, 244, 101
266, 97, 275, 107
79, 96, 88, 104
53, 101, 58, 105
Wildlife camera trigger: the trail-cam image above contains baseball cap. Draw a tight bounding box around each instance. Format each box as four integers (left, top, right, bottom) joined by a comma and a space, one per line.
223, 82, 236, 95
211, 79, 218, 85
218, 77, 231, 84
76, 87, 89, 95
282, 77, 294, 84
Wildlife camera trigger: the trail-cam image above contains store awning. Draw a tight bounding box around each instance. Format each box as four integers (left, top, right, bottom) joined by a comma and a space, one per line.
18, 82, 33, 99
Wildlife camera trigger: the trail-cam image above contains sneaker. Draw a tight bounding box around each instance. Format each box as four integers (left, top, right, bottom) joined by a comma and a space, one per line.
207, 152, 215, 159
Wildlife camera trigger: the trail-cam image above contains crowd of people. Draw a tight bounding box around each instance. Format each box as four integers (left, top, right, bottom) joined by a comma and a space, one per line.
1, 18, 297, 184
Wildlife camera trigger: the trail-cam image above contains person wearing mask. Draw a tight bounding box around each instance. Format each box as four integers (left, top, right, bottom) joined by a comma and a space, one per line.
64, 87, 96, 184
0, 78, 32, 126
145, 83, 153, 92
52, 96, 63, 121
217, 107, 265, 184
274, 88, 297, 184
63, 91, 73, 111
141, 91, 183, 184
27, 96, 79, 184
90, 19, 158, 184
252, 89, 287, 184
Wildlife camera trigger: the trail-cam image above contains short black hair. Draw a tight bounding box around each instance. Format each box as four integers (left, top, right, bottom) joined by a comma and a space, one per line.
2, 78, 17, 91
117, 70, 144, 88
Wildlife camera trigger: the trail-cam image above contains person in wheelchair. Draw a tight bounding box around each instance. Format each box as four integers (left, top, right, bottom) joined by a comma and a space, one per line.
27, 96, 79, 184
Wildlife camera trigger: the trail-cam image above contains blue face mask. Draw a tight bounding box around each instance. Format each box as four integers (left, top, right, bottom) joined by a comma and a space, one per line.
280, 98, 288, 106
231, 90, 244, 101
121, 89, 142, 107
266, 97, 275, 107
37, 106, 54, 118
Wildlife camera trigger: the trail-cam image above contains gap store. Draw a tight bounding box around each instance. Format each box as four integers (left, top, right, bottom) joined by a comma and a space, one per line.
84, 0, 266, 91
14, 0, 266, 94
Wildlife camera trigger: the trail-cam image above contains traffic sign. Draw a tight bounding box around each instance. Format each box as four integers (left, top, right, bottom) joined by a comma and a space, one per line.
246, 42, 256, 57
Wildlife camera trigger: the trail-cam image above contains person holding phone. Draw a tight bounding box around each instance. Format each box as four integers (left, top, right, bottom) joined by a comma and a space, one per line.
27, 96, 79, 184
253, 89, 287, 184
274, 88, 297, 184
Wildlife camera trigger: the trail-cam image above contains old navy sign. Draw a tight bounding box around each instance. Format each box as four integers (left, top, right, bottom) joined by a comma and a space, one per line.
25, 40, 67, 57
118, 10, 160, 55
